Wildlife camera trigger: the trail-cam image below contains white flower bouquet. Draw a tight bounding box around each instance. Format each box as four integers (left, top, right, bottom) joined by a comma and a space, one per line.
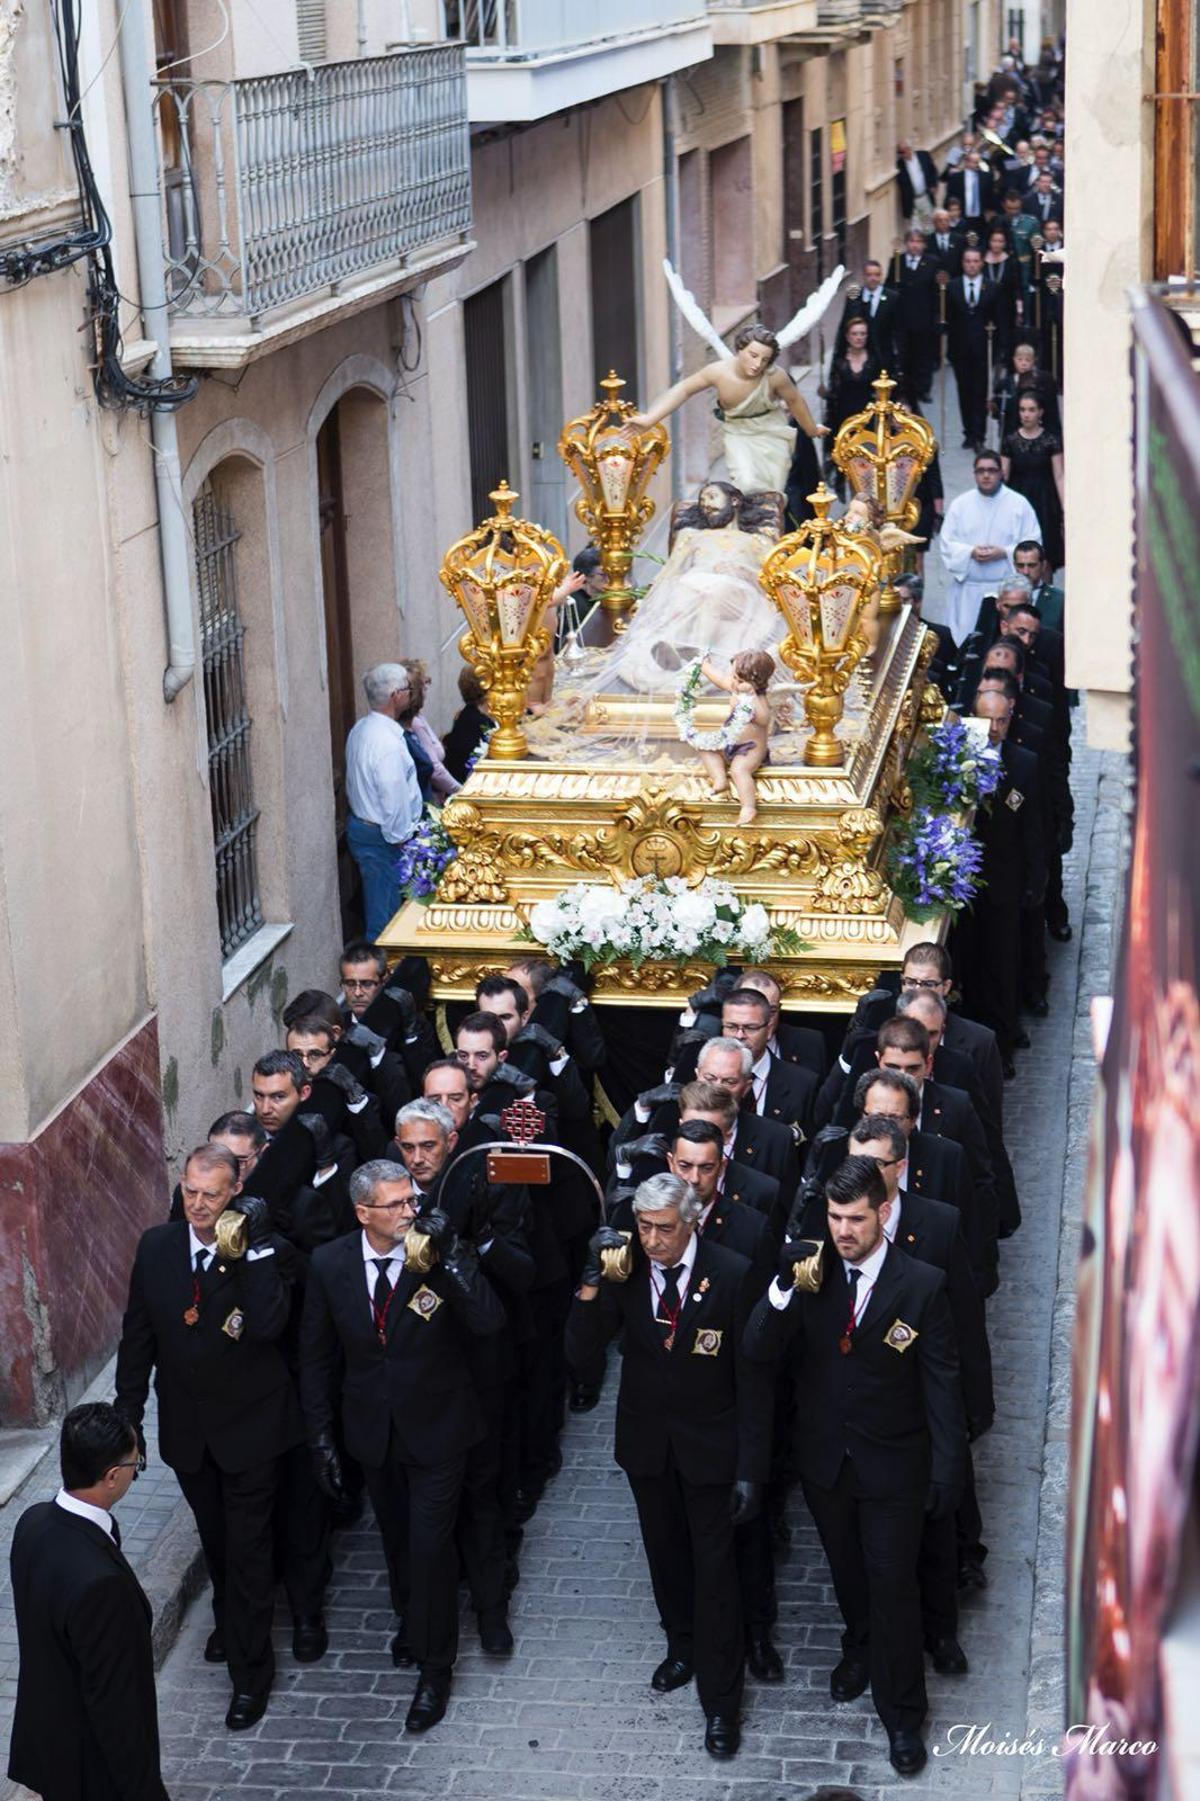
526, 876, 802, 971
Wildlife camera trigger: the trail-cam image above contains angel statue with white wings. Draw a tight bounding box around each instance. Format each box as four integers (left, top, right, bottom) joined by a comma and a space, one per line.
629, 262, 845, 495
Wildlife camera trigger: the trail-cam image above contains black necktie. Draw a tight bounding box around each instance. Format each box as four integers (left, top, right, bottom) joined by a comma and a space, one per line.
657, 1264, 683, 1337
372, 1257, 393, 1312
847, 1267, 862, 1304
110, 1517, 122, 1552
194, 1248, 209, 1276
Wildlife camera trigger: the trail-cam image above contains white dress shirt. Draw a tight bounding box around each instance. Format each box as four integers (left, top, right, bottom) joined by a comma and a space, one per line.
54, 1489, 115, 1539
883, 1193, 903, 1242
344, 710, 423, 845
965, 276, 980, 306
648, 1229, 698, 1322
361, 1229, 406, 1303
905, 153, 927, 198
965, 169, 980, 216
750, 1050, 772, 1115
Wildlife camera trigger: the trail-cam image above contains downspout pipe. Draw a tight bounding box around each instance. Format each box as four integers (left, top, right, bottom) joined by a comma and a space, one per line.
116, 0, 195, 701
661, 75, 683, 502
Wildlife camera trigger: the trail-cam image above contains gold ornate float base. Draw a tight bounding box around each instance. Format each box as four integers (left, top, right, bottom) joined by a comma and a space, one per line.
377, 609, 949, 1011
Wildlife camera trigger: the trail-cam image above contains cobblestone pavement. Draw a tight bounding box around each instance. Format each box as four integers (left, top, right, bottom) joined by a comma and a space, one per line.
145, 724, 1122, 1801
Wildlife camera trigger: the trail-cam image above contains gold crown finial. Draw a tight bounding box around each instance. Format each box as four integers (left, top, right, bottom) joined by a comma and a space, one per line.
599, 371, 626, 409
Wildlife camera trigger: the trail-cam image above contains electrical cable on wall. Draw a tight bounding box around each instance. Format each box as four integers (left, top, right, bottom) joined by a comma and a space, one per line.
0, 0, 197, 414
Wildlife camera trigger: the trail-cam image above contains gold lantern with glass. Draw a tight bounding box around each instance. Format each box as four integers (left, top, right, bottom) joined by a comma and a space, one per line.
557, 371, 669, 631
759, 484, 884, 767
438, 480, 567, 762
831, 371, 936, 613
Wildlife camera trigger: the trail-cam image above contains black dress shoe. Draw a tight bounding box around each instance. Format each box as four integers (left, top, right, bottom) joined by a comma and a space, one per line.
704, 1714, 741, 1759
391, 1626, 415, 1667
292, 1614, 328, 1663
204, 1626, 226, 1665
830, 1655, 870, 1701
927, 1634, 969, 1674
513, 1485, 541, 1524
1025, 996, 1049, 1017
225, 1691, 269, 1731
1048, 922, 1073, 942
1014, 1029, 1032, 1049
405, 1669, 451, 1734
651, 1656, 694, 1692
957, 1558, 989, 1591
828, 1649, 864, 1692
1002, 1058, 1016, 1080
478, 1608, 514, 1656
889, 1728, 928, 1776
747, 1635, 784, 1682
568, 1382, 600, 1413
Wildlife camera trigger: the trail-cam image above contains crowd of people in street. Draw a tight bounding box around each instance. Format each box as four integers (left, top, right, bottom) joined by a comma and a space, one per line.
7, 32, 1074, 1801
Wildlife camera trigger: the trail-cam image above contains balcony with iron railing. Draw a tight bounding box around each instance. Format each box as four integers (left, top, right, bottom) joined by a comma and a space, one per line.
705, 0, 818, 46
440, 0, 713, 121
155, 45, 473, 366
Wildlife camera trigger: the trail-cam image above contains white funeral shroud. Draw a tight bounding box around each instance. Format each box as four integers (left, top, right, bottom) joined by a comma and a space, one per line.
937, 482, 1041, 646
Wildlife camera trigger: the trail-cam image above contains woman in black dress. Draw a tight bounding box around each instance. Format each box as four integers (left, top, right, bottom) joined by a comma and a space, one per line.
793, 317, 880, 508
982, 225, 1023, 361
1001, 390, 1065, 570
993, 341, 1061, 439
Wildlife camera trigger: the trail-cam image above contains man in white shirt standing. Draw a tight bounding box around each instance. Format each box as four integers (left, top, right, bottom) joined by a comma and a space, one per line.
344, 662, 423, 940
937, 450, 1039, 646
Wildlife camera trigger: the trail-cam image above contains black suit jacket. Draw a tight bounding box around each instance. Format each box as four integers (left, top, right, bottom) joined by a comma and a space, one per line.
8, 1503, 167, 1801
299, 1229, 505, 1469
793, 1190, 993, 1436
566, 1237, 773, 1486
837, 287, 899, 367
760, 1054, 818, 1139
946, 275, 1001, 362
744, 1241, 966, 1496
919, 1078, 998, 1255
895, 253, 940, 331
977, 739, 1047, 908
896, 149, 938, 217
945, 166, 995, 221
114, 1222, 302, 1474
731, 1109, 800, 1208
607, 1190, 775, 1293
941, 1010, 1005, 1135
930, 230, 964, 276
774, 1020, 829, 1080
1021, 191, 1063, 226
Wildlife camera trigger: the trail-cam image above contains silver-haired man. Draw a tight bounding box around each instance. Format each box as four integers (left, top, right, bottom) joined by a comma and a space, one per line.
566, 1171, 773, 1764
344, 662, 422, 940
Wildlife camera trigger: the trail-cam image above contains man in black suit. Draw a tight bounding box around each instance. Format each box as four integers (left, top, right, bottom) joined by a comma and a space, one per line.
836, 260, 899, 367
1021, 170, 1063, 227
301, 1159, 505, 1731
567, 1172, 773, 1760
697, 1038, 801, 1204
744, 1157, 967, 1778
894, 229, 941, 401
897, 943, 1006, 1130
945, 150, 994, 236
504, 955, 608, 1077
739, 966, 828, 1080
679, 1081, 785, 1234
721, 987, 818, 1140
8, 1404, 168, 1801
946, 247, 1000, 447
114, 1145, 316, 1730
959, 690, 1048, 1065
929, 208, 964, 275
895, 141, 938, 226
339, 940, 441, 1090
853, 1070, 988, 1289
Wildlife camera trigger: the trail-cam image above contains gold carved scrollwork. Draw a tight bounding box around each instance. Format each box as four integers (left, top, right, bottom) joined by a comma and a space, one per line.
920, 679, 948, 726
810, 807, 888, 915
437, 801, 509, 904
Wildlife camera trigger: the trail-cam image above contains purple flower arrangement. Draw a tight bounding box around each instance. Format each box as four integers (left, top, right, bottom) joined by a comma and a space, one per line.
393, 808, 457, 903
887, 809, 985, 922
909, 718, 1003, 813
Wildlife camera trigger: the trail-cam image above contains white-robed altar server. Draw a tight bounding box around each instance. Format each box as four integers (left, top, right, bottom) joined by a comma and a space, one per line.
937, 450, 1040, 647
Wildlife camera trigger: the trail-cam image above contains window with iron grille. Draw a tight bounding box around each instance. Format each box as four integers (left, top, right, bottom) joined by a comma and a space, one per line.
193, 477, 264, 962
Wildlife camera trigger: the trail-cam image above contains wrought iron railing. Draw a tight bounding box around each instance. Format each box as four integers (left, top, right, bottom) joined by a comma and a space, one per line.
155, 46, 471, 320
815, 0, 864, 22
441, 0, 700, 55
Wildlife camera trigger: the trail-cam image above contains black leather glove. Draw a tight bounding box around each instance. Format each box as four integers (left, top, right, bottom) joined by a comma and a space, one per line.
438, 1229, 481, 1296
515, 1021, 565, 1061
729, 1479, 763, 1526
384, 984, 419, 1035
236, 1194, 272, 1249
637, 1081, 680, 1112
320, 1061, 368, 1107
925, 1480, 962, 1521
671, 1025, 716, 1054
297, 1110, 336, 1169
310, 1434, 346, 1502
777, 1241, 806, 1289
543, 969, 585, 1006
614, 1133, 669, 1172
582, 1224, 628, 1288
408, 1205, 456, 1254
343, 1018, 387, 1057
491, 1062, 536, 1095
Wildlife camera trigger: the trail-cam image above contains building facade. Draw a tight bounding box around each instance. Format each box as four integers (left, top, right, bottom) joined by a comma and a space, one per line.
0, 0, 987, 1426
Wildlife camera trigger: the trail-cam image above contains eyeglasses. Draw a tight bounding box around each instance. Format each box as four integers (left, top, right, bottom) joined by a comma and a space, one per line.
112, 1459, 142, 1481
294, 1048, 333, 1065
343, 976, 383, 992
901, 975, 944, 991
873, 1155, 906, 1169
359, 1197, 416, 1214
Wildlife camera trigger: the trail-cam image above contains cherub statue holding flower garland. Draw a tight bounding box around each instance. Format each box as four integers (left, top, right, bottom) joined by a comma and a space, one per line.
675, 647, 777, 825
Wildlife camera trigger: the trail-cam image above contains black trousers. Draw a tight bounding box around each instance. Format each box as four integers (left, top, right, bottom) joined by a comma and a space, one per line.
958, 893, 1021, 1057
916, 1510, 959, 1644
627, 1449, 744, 1716
802, 1456, 927, 1734
956, 1451, 988, 1571
177, 1451, 280, 1696
1045, 846, 1069, 932
274, 1441, 330, 1619
952, 352, 989, 444
455, 1380, 509, 1616
521, 1278, 572, 1486
900, 327, 937, 398
1019, 901, 1049, 1004
364, 1431, 467, 1673
734, 1512, 777, 1633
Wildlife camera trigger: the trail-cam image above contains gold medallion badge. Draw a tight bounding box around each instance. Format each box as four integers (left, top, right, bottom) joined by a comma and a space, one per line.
884, 1318, 918, 1353
221, 1308, 245, 1341
1005, 788, 1025, 811
407, 1284, 443, 1322
692, 1328, 723, 1356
